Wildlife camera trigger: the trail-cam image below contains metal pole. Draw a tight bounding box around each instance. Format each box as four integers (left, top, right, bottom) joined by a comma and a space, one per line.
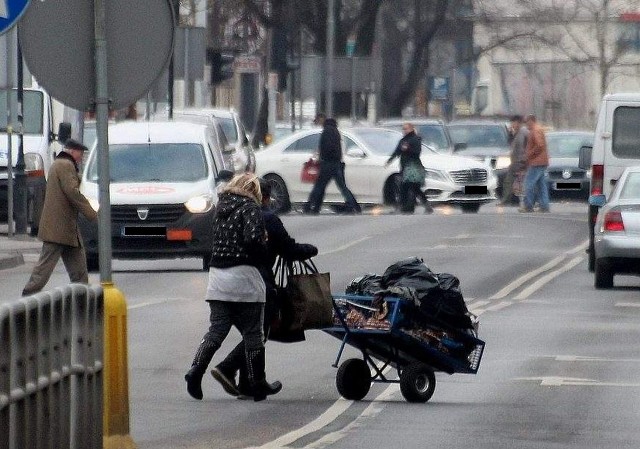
350, 56, 356, 122
95, 0, 113, 282
184, 27, 189, 108
15, 39, 27, 234
325, 0, 335, 116
5, 29, 15, 237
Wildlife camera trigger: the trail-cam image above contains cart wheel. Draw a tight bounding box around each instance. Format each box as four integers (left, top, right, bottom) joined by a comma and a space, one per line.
400, 363, 436, 403
336, 358, 371, 400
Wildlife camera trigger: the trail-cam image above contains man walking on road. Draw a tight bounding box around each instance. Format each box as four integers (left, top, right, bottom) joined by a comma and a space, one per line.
520, 115, 550, 213
303, 118, 361, 214
22, 139, 97, 296
500, 115, 528, 205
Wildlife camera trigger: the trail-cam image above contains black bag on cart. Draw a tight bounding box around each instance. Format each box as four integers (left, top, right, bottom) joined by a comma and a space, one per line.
380, 257, 473, 330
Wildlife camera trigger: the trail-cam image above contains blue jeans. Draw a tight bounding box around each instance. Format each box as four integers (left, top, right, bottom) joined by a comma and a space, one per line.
523, 166, 550, 210
305, 161, 361, 213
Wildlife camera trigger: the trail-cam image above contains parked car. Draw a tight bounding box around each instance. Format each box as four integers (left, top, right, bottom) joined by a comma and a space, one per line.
79, 121, 228, 271
446, 119, 511, 194
270, 121, 315, 145
591, 166, 640, 288
545, 131, 594, 198
254, 127, 497, 214
173, 108, 256, 173
378, 118, 453, 153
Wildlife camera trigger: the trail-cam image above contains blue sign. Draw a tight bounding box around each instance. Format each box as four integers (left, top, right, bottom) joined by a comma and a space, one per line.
0, 0, 31, 35
429, 76, 450, 101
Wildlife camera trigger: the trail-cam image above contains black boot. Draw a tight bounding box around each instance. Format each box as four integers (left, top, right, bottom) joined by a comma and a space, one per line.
246, 348, 282, 402
211, 341, 245, 397
185, 339, 219, 400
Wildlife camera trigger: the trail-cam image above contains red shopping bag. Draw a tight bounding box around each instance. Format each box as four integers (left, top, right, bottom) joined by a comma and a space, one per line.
301, 158, 320, 184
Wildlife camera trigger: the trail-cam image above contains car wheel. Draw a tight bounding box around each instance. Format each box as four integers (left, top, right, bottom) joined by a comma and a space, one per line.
594, 258, 614, 289
383, 174, 401, 207
264, 174, 291, 214
461, 203, 481, 213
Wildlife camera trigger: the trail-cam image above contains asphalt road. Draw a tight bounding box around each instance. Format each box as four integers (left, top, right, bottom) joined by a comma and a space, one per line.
3, 203, 640, 448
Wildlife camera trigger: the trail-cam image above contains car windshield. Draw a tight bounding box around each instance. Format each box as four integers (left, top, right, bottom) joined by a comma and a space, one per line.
218, 117, 238, 144
348, 129, 437, 156
547, 134, 593, 158
619, 172, 640, 200
448, 124, 508, 149
415, 125, 449, 151
86, 143, 208, 183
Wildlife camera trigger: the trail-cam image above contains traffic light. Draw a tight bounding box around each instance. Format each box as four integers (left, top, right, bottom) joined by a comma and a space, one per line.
207, 49, 235, 84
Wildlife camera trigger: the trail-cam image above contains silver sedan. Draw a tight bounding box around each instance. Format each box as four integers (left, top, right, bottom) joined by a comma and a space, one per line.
592, 166, 640, 288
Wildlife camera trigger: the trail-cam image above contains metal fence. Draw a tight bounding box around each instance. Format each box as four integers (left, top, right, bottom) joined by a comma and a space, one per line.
0, 284, 103, 449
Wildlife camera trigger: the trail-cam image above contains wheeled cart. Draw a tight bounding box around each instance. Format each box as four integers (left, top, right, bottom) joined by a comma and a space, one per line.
323, 294, 485, 403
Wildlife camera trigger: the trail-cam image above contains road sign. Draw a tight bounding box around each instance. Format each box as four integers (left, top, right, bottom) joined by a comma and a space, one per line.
0, 0, 30, 35
18, 0, 174, 110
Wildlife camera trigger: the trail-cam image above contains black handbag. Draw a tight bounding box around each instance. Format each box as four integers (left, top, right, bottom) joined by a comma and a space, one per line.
268, 257, 332, 340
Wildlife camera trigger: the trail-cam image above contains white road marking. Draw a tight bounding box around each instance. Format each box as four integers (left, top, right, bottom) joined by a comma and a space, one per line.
517, 376, 640, 387
249, 364, 393, 449
466, 300, 490, 309
488, 255, 565, 300
556, 355, 640, 363
301, 384, 399, 449
318, 236, 372, 257
486, 301, 512, 312
513, 256, 582, 300
615, 302, 640, 308
488, 240, 588, 300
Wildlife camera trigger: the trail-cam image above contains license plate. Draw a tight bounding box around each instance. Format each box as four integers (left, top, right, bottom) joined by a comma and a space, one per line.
555, 182, 581, 190
464, 185, 487, 194
122, 226, 166, 237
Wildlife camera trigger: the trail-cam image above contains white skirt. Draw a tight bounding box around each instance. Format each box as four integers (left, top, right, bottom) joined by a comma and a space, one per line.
206, 265, 266, 303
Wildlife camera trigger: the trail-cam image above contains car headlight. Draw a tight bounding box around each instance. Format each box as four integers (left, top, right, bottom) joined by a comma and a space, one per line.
494, 156, 511, 170
425, 169, 448, 182
24, 153, 44, 173
185, 194, 214, 213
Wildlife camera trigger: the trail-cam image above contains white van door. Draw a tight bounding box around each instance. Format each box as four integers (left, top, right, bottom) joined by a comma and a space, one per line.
604, 101, 640, 197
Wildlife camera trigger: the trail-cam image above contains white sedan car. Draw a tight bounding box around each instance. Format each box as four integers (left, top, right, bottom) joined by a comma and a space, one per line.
255, 127, 497, 213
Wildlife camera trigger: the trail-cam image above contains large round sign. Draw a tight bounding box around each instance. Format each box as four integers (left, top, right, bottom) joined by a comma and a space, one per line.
18, 0, 174, 110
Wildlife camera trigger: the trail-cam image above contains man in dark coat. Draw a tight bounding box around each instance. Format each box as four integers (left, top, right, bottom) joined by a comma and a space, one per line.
211, 178, 318, 397
304, 118, 361, 214
22, 139, 97, 296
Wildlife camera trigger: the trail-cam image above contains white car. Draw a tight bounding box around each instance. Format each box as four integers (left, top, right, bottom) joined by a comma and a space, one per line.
255, 127, 497, 213
79, 121, 228, 271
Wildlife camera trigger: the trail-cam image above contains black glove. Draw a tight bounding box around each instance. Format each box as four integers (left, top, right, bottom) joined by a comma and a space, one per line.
293, 243, 318, 261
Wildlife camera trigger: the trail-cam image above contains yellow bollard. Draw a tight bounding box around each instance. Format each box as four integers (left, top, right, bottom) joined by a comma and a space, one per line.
102, 282, 137, 449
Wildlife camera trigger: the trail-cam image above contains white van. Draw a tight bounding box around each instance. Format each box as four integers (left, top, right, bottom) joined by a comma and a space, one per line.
0, 87, 69, 232
79, 121, 229, 271
582, 93, 640, 271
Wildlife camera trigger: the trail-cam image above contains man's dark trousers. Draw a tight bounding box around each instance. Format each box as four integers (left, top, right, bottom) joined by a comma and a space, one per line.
306, 161, 360, 213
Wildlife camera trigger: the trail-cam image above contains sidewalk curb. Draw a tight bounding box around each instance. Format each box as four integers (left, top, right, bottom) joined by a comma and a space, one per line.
0, 252, 25, 270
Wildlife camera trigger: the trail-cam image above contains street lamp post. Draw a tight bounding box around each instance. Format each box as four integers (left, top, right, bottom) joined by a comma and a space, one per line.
325, 0, 335, 116
347, 34, 356, 122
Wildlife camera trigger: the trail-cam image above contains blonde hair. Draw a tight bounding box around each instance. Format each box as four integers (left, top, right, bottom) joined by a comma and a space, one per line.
224, 173, 262, 204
